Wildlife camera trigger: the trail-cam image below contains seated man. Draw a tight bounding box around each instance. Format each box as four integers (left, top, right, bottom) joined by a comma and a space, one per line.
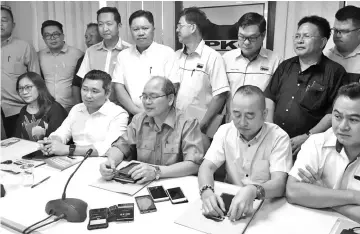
39, 70, 129, 157
100, 76, 205, 184
286, 83, 360, 223
198, 85, 292, 221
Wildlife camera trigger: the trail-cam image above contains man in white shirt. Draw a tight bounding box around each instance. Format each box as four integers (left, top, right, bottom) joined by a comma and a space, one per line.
174, 7, 230, 134
324, 5, 360, 83
39, 70, 128, 157
287, 83, 360, 223
113, 10, 178, 115
198, 85, 292, 221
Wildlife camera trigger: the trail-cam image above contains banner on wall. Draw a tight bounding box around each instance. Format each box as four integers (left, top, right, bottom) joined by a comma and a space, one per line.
200, 3, 265, 54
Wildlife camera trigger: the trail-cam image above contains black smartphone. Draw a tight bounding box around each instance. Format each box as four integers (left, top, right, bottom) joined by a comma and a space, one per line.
135, 195, 157, 214
220, 193, 234, 214
87, 208, 108, 230
147, 185, 169, 202
113, 173, 137, 184
166, 187, 188, 204
118, 162, 140, 176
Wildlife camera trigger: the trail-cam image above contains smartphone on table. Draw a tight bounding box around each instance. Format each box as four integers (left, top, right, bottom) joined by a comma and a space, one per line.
166, 187, 188, 204
87, 208, 108, 230
147, 185, 169, 202
135, 195, 157, 214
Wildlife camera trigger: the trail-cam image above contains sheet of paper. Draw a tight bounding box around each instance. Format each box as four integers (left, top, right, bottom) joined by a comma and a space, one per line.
175, 198, 263, 234
1, 138, 41, 161
329, 218, 360, 234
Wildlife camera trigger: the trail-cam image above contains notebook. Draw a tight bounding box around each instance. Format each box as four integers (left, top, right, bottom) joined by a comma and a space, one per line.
329, 218, 360, 234
44, 156, 82, 171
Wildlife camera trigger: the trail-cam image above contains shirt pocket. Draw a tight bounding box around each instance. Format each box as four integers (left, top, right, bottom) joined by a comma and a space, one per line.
163, 144, 180, 165
299, 82, 328, 111
137, 140, 155, 163
251, 159, 270, 183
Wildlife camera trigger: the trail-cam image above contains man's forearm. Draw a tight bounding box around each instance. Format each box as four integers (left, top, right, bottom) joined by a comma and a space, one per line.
259, 175, 287, 199
309, 114, 331, 134
74, 145, 98, 156
107, 147, 125, 166
159, 161, 199, 179
286, 181, 357, 208
333, 205, 360, 224
201, 92, 227, 129
198, 161, 216, 189
114, 84, 142, 115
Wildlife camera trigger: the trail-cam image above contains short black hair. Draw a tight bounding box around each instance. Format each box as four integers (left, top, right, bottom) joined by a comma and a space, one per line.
1, 5, 13, 22
87, 23, 98, 29
82, 70, 112, 95
97, 7, 121, 25
335, 5, 360, 27
298, 15, 331, 40
179, 7, 208, 36
41, 20, 63, 36
129, 10, 154, 26
233, 85, 266, 110
238, 12, 266, 33
335, 83, 360, 103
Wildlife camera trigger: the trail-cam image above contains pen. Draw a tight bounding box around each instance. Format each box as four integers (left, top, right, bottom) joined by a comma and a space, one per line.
149, 66, 152, 75
354, 175, 360, 181
31, 176, 50, 188
191, 69, 195, 77
35, 162, 46, 168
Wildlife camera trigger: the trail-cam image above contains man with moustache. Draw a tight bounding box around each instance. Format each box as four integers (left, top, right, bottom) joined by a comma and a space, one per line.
265, 16, 347, 158
100, 76, 205, 184
72, 23, 103, 104
324, 5, 360, 83
287, 83, 360, 224
113, 10, 178, 115
38, 20, 83, 113
77, 7, 131, 106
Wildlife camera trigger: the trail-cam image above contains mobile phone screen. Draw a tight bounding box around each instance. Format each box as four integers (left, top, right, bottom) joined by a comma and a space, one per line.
135, 195, 156, 213
90, 219, 107, 225
220, 193, 234, 213
167, 187, 185, 200
148, 186, 168, 200
118, 162, 140, 176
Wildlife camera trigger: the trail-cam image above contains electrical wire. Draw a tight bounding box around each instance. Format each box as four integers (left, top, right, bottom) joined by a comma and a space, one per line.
24, 214, 65, 234
22, 214, 53, 234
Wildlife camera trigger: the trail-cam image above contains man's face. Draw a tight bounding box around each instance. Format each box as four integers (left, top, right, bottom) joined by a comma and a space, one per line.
293, 22, 326, 58
85, 26, 101, 48
238, 25, 265, 57
142, 79, 173, 118
81, 79, 109, 111
42, 25, 64, 50
130, 16, 154, 49
98, 12, 120, 40
333, 19, 360, 54
176, 16, 194, 44
231, 93, 267, 141
332, 96, 360, 148
1, 9, 14, 39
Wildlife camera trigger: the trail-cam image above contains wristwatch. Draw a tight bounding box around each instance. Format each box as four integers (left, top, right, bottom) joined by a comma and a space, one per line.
252, 184, 265, 200
153, 165, 161, 180
68, 144, 76, 158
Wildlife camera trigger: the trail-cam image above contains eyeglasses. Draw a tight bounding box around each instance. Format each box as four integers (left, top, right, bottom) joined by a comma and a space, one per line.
18, 85, 34, 93
43, 32, 62, 40
140, 94, 167, 102
331, 27, 360, 36
293, 34, 322, 41
176, 23, 193, 29
238, 34, 262, 43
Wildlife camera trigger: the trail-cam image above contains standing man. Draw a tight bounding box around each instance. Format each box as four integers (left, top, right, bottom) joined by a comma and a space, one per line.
72, 23, 102, 104
1, 5, 40, 137
265, 16, 347, 157
113, 10, 178, 115
324, 5, 360, 83
175, 7, 230, 134
39, 20, 83, 112
77, 7, 131, 106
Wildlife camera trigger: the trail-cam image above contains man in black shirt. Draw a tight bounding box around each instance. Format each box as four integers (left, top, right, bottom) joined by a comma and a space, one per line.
265, 16, 347, 157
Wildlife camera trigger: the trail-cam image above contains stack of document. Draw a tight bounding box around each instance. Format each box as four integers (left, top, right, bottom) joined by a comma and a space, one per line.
44, 156, 82, 171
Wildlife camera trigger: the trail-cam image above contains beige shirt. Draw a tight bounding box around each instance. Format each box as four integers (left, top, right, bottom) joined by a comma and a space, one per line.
77, 38, 131, 105
175, 40, 230, 111
112, 108, 204, 166
39, 43, 83, 111
1, 36, 40, 117
205, 121, 292, 186
112, 42, 178, 109
289, 128, 360, 191
324, 44, 360, 76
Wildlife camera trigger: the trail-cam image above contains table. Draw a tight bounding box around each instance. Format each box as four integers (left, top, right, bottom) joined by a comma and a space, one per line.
0, 157, 348, 234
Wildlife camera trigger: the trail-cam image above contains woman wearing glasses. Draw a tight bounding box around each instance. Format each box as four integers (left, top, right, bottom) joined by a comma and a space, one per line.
14, 72, 67, 146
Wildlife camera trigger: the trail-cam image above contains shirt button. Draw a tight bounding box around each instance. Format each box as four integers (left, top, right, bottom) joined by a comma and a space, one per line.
292, 96, 294, 99
157, 144, 160, 148
245, 174, 249, 177
286, 109, 288, 111
248, 144, 251, 147
282, 123, 285, 125
297, 84, 300, 87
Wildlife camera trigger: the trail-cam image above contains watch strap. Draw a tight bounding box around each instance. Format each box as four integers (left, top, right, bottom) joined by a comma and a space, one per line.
253, 184, 265, 200
68, 144, 76, 157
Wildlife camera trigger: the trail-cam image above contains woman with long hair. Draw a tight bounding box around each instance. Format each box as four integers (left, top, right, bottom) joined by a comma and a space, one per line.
14, 72, 67, 142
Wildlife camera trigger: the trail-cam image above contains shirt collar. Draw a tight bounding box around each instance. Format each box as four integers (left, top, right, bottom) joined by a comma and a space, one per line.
294, 53, 326, 72
45, 42, 68, 54
331, 43, 360, 58
237, 123, 266, 145
143, 107, 176, 130
96, 37, 125, 51
78, 99, 112, 116
133, 41, 156, 55
323, 128, 344, 153
236, 47, 268, 60
182, 40, 205, 56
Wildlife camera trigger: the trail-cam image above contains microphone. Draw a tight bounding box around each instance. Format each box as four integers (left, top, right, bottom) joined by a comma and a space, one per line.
45, 149, 93, 222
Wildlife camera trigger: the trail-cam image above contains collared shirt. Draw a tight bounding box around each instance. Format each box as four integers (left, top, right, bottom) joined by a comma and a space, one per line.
205, 121, 292, 186
1, 36, 40, 117
72, 55, 85, 87
289, 128, 360, 191
49, 100, 129, 156
112, 108, 204, 165
223, 47, 282, 94
264, 54, 347, 138
324, 44, 360, 83
77, 38, 131, 105
39, 43, 83, 111
112, 42, 178, 109
175, 40, 230, 111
